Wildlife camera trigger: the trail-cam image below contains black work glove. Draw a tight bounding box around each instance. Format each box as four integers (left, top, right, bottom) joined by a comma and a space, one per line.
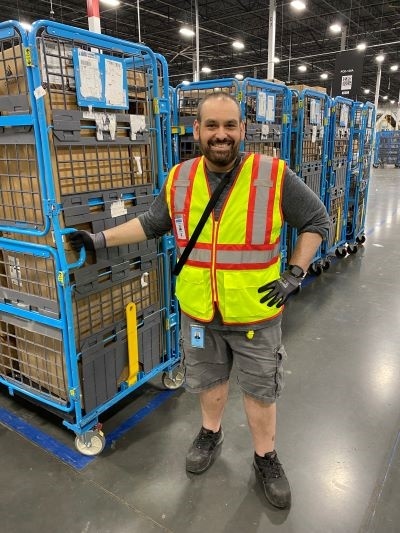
68, 230, 106, 252
258, 270, 302, 308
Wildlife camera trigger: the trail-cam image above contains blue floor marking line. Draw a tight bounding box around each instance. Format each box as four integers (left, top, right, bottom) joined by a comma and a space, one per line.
0, 389, 177, 470
105, 389, 177, 445
0, 406, 94, 470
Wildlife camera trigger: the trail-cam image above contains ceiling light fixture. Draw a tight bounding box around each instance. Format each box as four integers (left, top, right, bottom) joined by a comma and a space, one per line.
235, 73, 244, 80
329, 23, 342, 33
390, 100, 395, 104
382, 95, 388, 100
273, 57, 280, 63
290, 1, 306, 10
182, 80, 190, 86
298, 65, 307, 72
320, 73, 328, 79
376, 54, 385, 63
179, 27, 195, 37
390, 64, 398, 71
100, 0, 120, 6
356, 42, 367, 51
232, 40, 245, 50
364, 89, 370, 94
201, 66, 212, 74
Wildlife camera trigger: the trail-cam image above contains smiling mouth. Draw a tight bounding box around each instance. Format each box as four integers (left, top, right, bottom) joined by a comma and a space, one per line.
209, 141, 232, 148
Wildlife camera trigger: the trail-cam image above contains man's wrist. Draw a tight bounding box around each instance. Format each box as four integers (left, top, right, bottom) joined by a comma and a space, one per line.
287, 264, 306, 279
93, 231, 106, 250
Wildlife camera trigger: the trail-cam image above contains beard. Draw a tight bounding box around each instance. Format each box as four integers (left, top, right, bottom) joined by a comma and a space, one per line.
198, 135, 240, 169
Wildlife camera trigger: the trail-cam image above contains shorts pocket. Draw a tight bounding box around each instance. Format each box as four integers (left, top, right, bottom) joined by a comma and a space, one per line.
274, 344, 287, 397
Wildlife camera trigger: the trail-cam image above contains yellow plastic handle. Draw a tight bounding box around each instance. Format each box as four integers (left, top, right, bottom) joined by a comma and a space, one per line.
126, 302, 139, 386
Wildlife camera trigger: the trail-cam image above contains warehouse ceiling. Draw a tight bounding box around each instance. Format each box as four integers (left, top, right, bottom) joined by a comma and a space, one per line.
2, 0, 400, 102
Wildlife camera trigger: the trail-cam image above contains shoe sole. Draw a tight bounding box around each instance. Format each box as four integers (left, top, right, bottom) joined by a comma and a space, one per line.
186, 431, 224, 474
253, 462, 291, 509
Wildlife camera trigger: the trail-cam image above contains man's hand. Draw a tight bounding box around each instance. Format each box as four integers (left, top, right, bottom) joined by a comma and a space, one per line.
258, 270, 302, 308
68, 230, 106, 252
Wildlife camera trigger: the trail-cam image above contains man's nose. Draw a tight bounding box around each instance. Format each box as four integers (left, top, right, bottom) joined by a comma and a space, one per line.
215, 126, 228, 138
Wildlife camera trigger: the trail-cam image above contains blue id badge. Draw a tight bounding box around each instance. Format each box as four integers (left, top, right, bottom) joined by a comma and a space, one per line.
190, 324, 205, 349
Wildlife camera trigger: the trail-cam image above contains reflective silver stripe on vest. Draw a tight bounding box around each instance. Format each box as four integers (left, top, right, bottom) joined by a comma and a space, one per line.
178, 247, 212, 263
251, 156, 274, 245
216, 242, 280, 265
173, 159, 196, 213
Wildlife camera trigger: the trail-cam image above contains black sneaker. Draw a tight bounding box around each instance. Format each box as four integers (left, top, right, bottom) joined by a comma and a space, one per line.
253, 451, 291, 509
186, 427, 224, 474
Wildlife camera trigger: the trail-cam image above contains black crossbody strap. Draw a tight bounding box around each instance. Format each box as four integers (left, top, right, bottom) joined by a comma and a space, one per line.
173, 170, 232, 276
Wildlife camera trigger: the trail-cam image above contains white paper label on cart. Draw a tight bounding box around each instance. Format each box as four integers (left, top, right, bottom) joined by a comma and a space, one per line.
133, 156, 143, 176
311, 125, 317, 143
110, 199, 127, 218
105, 58, 126, 108
261, 124, 269, 140
130, 115, 146, 140
141, 272, 149, 288
78, 49, 102, 99
34, 85, 47, 99
8, 256, 22, 287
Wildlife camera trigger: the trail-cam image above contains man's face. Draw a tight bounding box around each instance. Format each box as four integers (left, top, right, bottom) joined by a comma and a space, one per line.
193, 97, 245, 172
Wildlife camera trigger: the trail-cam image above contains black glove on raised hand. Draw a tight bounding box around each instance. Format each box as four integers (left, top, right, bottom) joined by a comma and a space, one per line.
258, 269, 302, 308
68, 230, 106, 252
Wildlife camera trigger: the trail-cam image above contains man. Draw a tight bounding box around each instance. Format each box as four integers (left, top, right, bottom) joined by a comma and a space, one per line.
70, 93, 329, 509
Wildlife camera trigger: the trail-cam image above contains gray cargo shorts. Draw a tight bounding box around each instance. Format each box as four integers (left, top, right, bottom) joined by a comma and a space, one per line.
180, 313, 287, 403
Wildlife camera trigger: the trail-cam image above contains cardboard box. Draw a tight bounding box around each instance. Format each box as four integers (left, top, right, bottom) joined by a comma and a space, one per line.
0, 43, 27, 97
15, 326, 68, 401
288, 84, 327, 94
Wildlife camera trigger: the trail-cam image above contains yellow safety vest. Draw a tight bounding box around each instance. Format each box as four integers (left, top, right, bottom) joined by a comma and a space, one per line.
165, 153, 286, 324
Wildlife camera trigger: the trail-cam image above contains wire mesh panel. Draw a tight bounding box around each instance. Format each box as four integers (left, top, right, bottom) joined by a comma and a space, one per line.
173, 79, 241, 163
347, 102, 376, 245
324, 96, 353, 256
288, 89, 331, 272
33, 29, 160, 234
0, 313, 68, 404
374, 130, 400, 168
0, 24, 49, 234
242, 78, 291, 162
0, 245, 60, 314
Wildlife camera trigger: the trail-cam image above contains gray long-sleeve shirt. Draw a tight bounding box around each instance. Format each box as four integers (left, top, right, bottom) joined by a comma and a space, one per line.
138, 158, 330, 329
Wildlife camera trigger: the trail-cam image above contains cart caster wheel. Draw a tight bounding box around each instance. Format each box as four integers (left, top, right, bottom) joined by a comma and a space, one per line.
162, 367, 185, 390
356, 235, 366, 244
308, 263, 323, 276
335, 247, 347, 258
75, 430, 106, 456
322, 259, 331, 271
347, 244, 358, 254
372, 164, 379, 169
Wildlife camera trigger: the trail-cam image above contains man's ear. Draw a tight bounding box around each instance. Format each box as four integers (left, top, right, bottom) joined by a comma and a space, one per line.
240, 120, 245, 140
193, 119, 200, 141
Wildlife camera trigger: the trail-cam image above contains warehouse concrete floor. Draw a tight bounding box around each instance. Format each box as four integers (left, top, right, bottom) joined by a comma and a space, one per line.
1, 166, 400, 533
